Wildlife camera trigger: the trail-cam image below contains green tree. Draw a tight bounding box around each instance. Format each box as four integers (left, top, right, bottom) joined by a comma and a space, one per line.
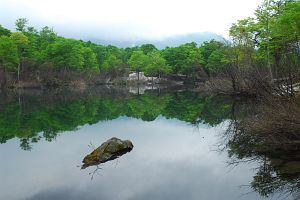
82, 47, 98, 71
145, 51, 171, 80
46, 38, 85, 70
229, 18, 258, 68
200, 40, 225, 64
162, 47, 180, 73
102, 54, 122, 73
199, 40, 229, 75
163, 42, 205, 78
10, 32, 29, 82
124, 46, 139, 62
39, 27, 57, 50
128, 50, 149, 80
10, 32, 29, 49
0, 36, 19, 71
140, 44, 158, 55
88, 44, 107, 67
15, 18, 28, 32
177, 42, 204, 77
0, 25, 11, 36
271, 0, 300, 76
206, 49, 229, 74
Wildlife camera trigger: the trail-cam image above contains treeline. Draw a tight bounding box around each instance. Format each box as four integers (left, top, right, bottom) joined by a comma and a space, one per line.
0, 19, 226, 84
0, 0, 299, 93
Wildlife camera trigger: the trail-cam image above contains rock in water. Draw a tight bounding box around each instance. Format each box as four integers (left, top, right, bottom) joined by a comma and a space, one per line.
82, 137, 133, 169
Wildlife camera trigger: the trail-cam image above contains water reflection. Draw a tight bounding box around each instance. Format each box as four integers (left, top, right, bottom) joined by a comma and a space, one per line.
1, 117, 256, 200
0, 87, 232, 150
0, 87, 299, 200
223, 100, 300, 199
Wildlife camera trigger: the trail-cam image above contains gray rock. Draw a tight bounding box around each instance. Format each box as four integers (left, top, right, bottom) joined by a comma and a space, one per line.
127, 72, 157, 82
81, 137, 133, 169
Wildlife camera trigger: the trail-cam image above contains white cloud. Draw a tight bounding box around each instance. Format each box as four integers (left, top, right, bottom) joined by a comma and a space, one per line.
0, 0, 262, 40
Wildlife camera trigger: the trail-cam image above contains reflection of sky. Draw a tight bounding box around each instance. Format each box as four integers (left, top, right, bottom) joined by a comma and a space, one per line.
0, 117, 267, 200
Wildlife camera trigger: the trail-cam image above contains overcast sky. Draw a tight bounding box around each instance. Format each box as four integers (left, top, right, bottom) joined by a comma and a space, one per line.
0, 0, 262, 41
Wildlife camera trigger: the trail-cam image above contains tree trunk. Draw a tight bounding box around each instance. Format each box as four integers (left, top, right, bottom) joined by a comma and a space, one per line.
17, 63, 20, 84
274, 49, 281, 79
231, 74, 237, 92
288, 70, 294, 97
1, 68, 7, 89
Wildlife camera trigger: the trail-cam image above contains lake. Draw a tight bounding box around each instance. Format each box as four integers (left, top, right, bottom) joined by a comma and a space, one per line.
0, 87, 298, 200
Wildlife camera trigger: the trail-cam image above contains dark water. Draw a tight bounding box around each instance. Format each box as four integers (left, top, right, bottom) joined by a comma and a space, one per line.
0, 87, 298, 200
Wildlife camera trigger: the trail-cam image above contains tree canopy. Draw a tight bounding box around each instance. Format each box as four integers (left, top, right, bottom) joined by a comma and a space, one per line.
0, 0, 298, 84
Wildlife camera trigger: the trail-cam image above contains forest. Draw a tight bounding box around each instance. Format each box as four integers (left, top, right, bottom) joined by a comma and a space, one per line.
0, 0, 298, 96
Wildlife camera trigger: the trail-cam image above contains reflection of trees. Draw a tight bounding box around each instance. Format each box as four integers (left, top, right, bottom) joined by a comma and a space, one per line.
224, 98, 300, 199
163, 92, 232, 125
0, 90, 232, 150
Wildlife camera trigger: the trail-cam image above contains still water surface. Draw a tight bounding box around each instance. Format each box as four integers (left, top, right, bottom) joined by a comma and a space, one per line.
0, 87, 297, 200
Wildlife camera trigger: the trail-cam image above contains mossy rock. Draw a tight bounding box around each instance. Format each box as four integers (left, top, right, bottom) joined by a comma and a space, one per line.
82, 137, 133, 169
